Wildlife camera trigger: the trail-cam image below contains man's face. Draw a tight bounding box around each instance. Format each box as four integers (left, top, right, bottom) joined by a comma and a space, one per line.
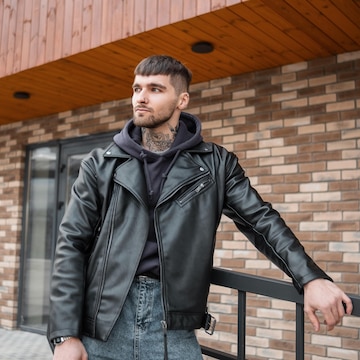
132, 74, 186, 129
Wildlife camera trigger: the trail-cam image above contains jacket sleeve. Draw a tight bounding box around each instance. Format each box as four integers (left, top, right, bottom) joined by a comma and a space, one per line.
222, 150, 332, 293
47, 151, 103, 344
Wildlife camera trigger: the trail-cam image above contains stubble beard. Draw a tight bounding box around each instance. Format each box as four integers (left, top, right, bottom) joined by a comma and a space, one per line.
133, 113, 169, 129
133, 99, 178, 129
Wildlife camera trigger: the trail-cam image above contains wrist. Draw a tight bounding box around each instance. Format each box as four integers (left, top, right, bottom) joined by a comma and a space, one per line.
52, 336, 73, 346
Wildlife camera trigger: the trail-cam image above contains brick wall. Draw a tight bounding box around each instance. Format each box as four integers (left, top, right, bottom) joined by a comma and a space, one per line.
0, 50, 359, 359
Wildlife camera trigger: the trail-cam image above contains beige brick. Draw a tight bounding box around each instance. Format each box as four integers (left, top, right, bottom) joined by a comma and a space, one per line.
329, 242, 359, 252
343, 169, 360, 180
282, 61, 308, 73
201, 119, 222, 129
210, 77, 231, 87
232, 89, 255, 99
282, 98, 308, 109
328, 347, 359, 360
58, 110, 73, 118
259, 156, 284, 166
328, 159, 357, 170
300, 182, 328, 192
342, 128, 360, 140
343, 211, 360, 221
257, 347, 283, 359
327, 140, 356, 151
272, 146, 297, 156
298, 123, 325, 134
313, 192, 341, 202
343, 150, 360, 160
326, 81, 355, 93
223, 134, 245, 144
284, 116, 311, 127
311, 334, 341, 347
312, 170, 341, 182
246, 148, 270, 158
313, 212, 342, 221
326, 100, 355, 112
247, 130, 271, 141
259, 138, 284, 148
309, 74, 337, 87
257, 327, 283, 339
201, 103, 222, 113
231, 106, 255, 116
202, 87, 223, 97
326, 119, 355, 131
259, 119, 283, 130
223, 99, 245, 110
299, 222, 328, 231
245, 260, 271, 269
272, 164, 298, 174
285, 193, 311, 202
272, 203, 299, 212
271, 72, 296, 84
212, 127, 234, 137
282, 79, 308, 91
337, 50, 360, 62
309, 93, 336, 105
271, 91, 297, 102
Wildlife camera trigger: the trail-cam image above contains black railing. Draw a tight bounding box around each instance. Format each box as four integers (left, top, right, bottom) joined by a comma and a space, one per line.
201, 268, 360, 360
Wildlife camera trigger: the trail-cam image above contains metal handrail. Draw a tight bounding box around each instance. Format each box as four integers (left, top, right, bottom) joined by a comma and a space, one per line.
201, 267, 360, 360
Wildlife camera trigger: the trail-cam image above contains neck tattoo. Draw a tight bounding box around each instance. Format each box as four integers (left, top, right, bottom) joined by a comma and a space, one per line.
142, 124, 179, 152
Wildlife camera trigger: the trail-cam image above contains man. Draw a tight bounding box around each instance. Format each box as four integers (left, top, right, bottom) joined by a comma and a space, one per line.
48, 55, 353, 360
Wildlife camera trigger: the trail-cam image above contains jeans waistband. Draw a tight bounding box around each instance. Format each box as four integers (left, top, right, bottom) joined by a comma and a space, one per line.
135, 274, 160, 283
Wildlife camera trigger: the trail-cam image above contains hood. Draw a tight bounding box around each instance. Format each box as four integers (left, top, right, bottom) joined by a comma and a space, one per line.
113, 112, 203, 161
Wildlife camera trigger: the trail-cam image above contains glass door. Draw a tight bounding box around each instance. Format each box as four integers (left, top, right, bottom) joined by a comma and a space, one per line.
19, 146, 58, 332
19, 133, 114, 333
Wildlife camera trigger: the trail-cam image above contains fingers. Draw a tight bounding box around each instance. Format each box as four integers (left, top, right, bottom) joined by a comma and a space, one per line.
303, 279, 353, 332
342, 294, 353, 315
306, 309, 320, 332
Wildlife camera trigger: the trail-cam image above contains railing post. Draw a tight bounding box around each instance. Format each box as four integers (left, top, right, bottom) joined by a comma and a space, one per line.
296, 303, 304, 360
238, 290, 246, 360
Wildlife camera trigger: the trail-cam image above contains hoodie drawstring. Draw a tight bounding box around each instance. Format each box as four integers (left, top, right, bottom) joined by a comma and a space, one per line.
140, 151, 154, 202
160, 149, 181, 190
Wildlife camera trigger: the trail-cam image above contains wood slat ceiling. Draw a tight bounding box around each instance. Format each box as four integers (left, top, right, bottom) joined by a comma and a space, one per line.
1, 0, 360, 125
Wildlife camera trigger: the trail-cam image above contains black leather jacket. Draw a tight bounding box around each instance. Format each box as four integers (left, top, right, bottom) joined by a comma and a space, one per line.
48, 140, 331, 342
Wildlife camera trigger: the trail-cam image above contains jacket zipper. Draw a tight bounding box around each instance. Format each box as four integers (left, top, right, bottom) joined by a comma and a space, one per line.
155, 213, 169, 360
154, 171, 212, 359
92, 186, 119, 332
177, 175, 213, 205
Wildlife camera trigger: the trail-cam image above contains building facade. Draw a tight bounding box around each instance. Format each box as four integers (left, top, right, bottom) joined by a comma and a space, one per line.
0, 1, 359, 359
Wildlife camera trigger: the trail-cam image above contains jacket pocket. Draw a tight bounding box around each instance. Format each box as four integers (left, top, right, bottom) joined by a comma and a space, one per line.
176, 174, 214, 207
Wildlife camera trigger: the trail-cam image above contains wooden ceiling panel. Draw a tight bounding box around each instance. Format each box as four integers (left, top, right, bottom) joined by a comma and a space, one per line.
1, 0, 359, 125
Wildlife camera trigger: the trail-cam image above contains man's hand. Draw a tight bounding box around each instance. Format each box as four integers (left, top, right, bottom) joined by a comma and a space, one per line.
53, 337, 88, 360
304, 278, 353, 331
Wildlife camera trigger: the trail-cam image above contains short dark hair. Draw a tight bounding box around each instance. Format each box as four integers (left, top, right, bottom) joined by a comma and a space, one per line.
134, 55, 192, 93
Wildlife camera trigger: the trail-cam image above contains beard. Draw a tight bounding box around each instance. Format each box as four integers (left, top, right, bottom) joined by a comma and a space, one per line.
132, 100, 178, 129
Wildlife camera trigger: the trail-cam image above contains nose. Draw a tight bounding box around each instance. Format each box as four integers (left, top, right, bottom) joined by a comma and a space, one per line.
135, 89, 148, 104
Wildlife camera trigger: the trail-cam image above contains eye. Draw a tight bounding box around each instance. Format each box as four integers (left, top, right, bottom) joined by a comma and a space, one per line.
133, 87, 141, 93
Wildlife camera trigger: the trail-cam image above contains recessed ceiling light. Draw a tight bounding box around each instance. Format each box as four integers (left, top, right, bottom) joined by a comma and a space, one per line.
13, 91, 31, 99
191, 41, 214, 54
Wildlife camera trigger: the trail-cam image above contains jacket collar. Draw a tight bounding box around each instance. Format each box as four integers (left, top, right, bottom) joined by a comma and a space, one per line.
103, 142, 213, 205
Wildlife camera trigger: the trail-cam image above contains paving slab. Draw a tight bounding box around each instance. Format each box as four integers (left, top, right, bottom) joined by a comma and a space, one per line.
0, 328, 52, 360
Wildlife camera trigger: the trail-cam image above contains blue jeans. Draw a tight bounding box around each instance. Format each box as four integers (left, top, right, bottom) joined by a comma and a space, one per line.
82, 276, 203, 359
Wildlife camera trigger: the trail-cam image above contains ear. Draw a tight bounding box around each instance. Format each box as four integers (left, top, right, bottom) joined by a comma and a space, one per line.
177, 92, 190, 110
